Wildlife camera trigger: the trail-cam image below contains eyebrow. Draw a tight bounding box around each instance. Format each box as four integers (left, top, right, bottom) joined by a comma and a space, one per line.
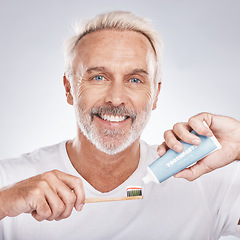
129, 69, 149, 75
86, 67, 149, 75
86, 67, 106, 73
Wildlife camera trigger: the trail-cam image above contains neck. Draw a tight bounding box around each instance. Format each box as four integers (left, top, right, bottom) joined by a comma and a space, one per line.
66, 131, 141, 193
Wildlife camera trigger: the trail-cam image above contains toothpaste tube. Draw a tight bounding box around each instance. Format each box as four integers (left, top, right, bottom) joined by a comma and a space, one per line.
143, 126, 221, 184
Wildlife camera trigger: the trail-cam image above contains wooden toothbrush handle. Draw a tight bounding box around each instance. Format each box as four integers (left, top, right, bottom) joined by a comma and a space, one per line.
85, 196, 143, 203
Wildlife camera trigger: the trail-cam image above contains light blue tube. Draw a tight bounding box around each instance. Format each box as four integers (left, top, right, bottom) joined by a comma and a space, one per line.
143, 129, 221, 184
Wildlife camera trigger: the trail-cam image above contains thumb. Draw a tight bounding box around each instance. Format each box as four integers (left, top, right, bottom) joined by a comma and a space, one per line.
174, 158, 214, 181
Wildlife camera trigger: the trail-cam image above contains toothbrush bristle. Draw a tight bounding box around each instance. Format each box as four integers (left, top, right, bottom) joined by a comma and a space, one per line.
126, 186, 143, 197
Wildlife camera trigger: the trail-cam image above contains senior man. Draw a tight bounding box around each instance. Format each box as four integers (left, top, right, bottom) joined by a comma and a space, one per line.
0, 11, 240, 240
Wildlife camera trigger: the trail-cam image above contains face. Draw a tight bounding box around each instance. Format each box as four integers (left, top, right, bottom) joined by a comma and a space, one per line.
65, 29, 160, 155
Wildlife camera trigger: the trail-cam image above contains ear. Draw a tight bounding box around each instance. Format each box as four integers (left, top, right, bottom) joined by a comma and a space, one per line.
63, 75, 73, 105
152, 82, 161, 110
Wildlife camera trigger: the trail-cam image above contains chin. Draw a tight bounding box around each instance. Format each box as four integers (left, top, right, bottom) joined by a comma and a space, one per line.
92, 131, 142, 155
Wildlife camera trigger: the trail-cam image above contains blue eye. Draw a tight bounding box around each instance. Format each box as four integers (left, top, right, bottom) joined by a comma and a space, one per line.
93, 75, 104, 81
130, 78, 141, 83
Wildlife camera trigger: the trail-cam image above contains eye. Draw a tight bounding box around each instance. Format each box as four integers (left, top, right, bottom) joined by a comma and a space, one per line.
93, 75, 104, 81
130, 78, 141, 84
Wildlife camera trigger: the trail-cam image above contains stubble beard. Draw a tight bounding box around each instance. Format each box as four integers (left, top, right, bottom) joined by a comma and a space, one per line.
74, 102, 152, 155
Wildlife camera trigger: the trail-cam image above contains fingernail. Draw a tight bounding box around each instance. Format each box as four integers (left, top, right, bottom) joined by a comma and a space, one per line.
206, 132, 213, 137
192, 138, 201, 145
76, 204, 84, 212
173, 145, 182, 152
174, 173, 180, 178
157, 148, 164, 155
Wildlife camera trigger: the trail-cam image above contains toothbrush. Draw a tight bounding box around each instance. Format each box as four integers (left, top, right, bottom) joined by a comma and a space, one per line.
85, 186, 143, 203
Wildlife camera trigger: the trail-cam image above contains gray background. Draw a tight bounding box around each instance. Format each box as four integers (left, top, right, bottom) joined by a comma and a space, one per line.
0, 1, 239, 239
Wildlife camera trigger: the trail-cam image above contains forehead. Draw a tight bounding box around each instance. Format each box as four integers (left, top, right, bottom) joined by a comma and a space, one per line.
73, 29, 156, 71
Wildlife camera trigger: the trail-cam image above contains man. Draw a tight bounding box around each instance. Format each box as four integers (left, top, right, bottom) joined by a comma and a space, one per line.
0, 11, 239, 239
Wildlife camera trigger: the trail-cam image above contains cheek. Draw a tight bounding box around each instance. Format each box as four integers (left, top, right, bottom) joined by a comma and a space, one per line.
128, 88, 153, 112
72, 81, 105, 108
130, 84, 154, 102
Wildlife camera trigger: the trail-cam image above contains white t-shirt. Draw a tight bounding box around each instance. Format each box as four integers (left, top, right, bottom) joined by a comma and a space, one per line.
0, 140, 239, 240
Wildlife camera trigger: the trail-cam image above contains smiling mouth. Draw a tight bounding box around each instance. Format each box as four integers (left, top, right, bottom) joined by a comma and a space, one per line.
90, 105, 137, 123
96, 113, 130, 122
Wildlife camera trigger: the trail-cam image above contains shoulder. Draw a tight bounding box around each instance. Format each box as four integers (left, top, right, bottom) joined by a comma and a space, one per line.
0, 141, 68, 186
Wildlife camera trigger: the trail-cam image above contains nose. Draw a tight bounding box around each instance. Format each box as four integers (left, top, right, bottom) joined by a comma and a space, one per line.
104, 81, 127, 106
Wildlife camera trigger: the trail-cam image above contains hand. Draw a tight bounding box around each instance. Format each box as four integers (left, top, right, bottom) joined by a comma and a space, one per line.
0, 170, 85, 221
157, 112, 240, 181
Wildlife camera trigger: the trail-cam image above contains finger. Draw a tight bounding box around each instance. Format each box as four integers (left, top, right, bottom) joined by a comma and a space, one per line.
164, 130, 183, 153
54, 182, 77, 220
174, 168, 196, 181
45, 187, 66, 221
41, 172, 77, 220
31, 200, 51, 222
157, 142, 168, 156
188, 113, 214, 137
173, 122, 201, 145
174, 159, 214, 181
55, 171, 85, 211
30, 181, 65, 221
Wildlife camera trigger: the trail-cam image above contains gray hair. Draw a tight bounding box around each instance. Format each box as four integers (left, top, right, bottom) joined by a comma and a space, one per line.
64, 11, 163, 85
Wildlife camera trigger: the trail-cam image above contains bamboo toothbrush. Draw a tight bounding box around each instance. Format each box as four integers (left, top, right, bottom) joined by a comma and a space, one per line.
85, 186, 143, 203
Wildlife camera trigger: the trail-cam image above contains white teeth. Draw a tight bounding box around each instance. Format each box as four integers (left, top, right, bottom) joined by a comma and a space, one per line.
101, 114, 126, 122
